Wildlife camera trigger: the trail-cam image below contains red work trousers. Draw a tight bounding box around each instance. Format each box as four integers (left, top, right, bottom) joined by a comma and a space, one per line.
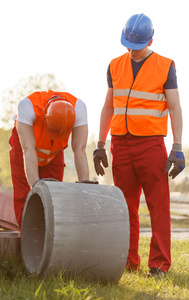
9, 127, 65, 228
111, 133, 171, 272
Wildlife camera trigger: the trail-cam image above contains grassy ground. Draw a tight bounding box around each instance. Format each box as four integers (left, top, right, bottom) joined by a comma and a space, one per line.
0, 237, 189, 300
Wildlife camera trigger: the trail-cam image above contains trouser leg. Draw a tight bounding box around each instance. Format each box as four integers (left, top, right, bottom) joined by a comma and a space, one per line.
111, 136, 141, 270
111, 134, 171, 272
133, 136, 171, 272
9, 127, 30, 227
9, 127, 65, 227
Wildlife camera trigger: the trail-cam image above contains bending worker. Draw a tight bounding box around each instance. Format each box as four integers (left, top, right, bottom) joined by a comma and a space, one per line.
9, 90, 89, 227
93, 14, 185, 277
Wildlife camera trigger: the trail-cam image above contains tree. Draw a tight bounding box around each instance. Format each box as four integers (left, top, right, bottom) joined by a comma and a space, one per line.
0, 73, 65, 129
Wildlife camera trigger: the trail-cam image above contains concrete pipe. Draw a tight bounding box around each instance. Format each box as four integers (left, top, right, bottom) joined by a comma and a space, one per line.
21, 182, 130, 283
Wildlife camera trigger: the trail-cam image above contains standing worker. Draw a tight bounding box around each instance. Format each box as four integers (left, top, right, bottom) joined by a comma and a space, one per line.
9, 90, 90, 227
93, 14, 185, 276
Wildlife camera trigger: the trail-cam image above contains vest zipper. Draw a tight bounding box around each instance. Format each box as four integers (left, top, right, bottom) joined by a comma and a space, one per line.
125, 81, 134, 134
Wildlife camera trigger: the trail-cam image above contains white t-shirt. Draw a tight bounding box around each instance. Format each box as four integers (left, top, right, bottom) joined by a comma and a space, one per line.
17, 97, 88, 127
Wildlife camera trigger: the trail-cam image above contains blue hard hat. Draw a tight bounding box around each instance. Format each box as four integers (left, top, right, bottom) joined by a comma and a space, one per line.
121, 14, 154, 50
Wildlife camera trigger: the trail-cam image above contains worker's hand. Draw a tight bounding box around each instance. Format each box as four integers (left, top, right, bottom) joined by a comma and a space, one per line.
93, 141, 108, 176
32, 178, 60, 188
165, 143, 185, 179
75, 180, 99, 184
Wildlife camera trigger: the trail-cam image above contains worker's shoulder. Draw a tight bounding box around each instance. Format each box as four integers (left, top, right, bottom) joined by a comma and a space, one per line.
26, 90, 43, 100
153, 52, 173, 63
110, 52, 128, 64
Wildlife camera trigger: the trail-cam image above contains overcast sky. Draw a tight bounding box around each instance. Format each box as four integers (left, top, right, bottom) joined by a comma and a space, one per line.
0, 0, 188, 150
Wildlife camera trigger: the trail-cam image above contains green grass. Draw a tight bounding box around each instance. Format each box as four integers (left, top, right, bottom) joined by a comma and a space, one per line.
0, 238, 189, 299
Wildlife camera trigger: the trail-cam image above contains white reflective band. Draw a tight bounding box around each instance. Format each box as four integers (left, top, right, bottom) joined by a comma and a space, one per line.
38, 157, 46, 162
50, 149, 62, 156
36, 147, 62, 163
114, 89, 166, 102
114, 107, 168, 118
38, 157, 51, 163
113, 89, 130, 97
36, 148, 51, 155
36, 148, 62, 156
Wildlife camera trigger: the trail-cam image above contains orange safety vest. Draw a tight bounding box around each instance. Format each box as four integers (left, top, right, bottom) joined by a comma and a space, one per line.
110, 52, 174, 136
27, 90, 77, 166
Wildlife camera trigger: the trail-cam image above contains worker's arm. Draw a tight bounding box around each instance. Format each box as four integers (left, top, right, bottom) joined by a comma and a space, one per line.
17, 121, 39, 187
165, 88, 183, 144
98, 88, 114, 142
93, 88, 114, 176
71, 124, 89, 182
164, 88, 185, 179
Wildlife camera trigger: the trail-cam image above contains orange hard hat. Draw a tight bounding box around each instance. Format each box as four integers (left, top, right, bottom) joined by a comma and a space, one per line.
44, 96, 76, 140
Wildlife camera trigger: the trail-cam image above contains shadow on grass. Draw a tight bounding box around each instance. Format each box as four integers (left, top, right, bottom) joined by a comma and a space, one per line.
0, 256, 27, 284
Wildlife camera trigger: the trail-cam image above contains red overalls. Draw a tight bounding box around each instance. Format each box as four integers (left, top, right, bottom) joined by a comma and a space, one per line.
110, 52, 173, 272
9, 91, 77, 227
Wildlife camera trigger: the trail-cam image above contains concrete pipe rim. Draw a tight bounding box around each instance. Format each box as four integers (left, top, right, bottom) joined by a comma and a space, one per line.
21, 183, 54, 275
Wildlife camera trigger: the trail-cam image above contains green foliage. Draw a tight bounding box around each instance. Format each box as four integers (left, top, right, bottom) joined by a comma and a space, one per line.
0, 129, 12, 192
0, 238, 189, 299
54, 280, 102, 300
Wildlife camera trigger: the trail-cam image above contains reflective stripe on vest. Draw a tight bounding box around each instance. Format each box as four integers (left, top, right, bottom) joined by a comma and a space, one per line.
35, 147, 62, 163
114, 107, 168, 118
114, 89, 168, 118
38, 157, 51, 163
113, 89, 166, 102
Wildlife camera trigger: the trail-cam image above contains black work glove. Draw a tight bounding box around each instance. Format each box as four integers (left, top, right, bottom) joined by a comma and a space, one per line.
93, 141, 108, 176
75, 180, 99, 184
165, 143, 185, 179
32, 178, 60, 188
